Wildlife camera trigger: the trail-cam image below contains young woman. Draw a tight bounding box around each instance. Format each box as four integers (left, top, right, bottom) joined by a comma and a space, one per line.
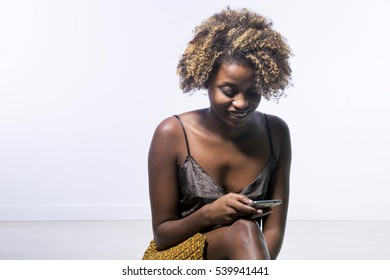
143, 7, 292, 260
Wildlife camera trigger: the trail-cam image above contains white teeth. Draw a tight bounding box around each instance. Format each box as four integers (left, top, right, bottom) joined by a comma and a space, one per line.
228, 111, 248, 118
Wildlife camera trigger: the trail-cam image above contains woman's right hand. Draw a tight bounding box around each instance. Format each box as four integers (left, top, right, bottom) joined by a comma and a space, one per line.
203, 193, 260, 225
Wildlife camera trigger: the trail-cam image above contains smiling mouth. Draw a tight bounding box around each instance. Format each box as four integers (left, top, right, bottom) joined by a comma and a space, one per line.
227, 110, 250, 118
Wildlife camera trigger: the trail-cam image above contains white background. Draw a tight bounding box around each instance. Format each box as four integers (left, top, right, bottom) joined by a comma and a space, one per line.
1, 0, 389, 222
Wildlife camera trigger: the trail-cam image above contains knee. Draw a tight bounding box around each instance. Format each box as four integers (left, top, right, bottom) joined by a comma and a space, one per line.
204, 219, 269, 259
228, 219, 261, 243
228, 219, 269, 260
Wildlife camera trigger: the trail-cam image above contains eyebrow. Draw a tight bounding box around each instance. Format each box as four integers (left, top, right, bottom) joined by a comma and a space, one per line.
218, 82, 257, 89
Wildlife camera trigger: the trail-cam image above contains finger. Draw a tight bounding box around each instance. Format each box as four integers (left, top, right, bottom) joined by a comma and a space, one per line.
262, 208, 273, 216
251, 210, 263, 219
252, 208, 274, 218
229, 193, 253, 205
229, 199, 258, 214
248, 208, 265, 219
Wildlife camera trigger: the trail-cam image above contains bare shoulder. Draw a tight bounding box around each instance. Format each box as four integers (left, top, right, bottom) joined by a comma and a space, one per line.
154, 116, 181, 137
150, 112, 200, 161
263, 113, 291, 157
151, 116, 185, 151
264, 113, 290, 136
174, 109, 205, 125
153, 110, 202, 136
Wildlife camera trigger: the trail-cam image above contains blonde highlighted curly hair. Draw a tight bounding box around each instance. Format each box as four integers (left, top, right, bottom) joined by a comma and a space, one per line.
177, 7, 292, 101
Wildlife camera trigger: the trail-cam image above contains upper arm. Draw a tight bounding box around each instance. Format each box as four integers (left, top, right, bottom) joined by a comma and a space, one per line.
148, 117, 183, 235
263, 115, 292, 232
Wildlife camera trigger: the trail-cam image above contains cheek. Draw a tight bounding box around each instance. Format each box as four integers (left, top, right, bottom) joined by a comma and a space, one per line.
208, 90, 229, 106
251, 96, 262, 107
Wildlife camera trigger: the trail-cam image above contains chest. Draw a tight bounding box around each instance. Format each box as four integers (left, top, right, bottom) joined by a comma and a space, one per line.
182, 133, 272, 192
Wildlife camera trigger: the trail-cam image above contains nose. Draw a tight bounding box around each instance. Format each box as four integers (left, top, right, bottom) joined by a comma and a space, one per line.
232, 93, 248, 109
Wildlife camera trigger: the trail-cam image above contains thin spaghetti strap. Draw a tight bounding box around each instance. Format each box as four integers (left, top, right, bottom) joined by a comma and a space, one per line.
173, 115, 191, 156
264, 114, 274, 156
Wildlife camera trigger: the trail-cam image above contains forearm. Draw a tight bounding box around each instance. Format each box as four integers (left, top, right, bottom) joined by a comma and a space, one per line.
153, 206, 211, 250
263, 228, 284, 259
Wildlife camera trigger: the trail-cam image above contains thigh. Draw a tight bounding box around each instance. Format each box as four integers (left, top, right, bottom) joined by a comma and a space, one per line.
203, 219, 270, 260
203, 225, 233, 260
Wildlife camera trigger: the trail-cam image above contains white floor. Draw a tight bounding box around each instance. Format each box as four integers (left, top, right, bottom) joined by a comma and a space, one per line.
0, 220, 389, 260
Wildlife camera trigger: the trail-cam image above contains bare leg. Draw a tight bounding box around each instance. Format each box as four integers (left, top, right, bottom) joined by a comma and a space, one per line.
203, 219, 270, 260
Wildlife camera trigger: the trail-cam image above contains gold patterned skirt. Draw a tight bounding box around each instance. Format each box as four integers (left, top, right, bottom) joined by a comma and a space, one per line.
142, 233, 207, 260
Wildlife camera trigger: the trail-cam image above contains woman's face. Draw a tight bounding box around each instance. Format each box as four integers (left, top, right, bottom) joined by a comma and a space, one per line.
207, 62, 261, 128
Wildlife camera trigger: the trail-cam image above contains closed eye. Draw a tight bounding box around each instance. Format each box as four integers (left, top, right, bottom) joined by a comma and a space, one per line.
219, 86, 235, 97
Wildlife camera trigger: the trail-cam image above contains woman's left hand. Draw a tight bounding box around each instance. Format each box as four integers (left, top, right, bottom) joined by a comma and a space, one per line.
250, 207, 273, 219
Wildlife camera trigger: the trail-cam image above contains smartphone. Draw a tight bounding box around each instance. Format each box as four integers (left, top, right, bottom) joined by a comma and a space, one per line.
251, 199, 282, 209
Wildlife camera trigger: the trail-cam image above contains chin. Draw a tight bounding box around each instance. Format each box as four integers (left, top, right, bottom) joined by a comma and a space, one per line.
224, 113, 252, 128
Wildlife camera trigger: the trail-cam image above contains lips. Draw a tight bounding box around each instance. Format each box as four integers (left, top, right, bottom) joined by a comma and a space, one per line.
227, 110, 251, 118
